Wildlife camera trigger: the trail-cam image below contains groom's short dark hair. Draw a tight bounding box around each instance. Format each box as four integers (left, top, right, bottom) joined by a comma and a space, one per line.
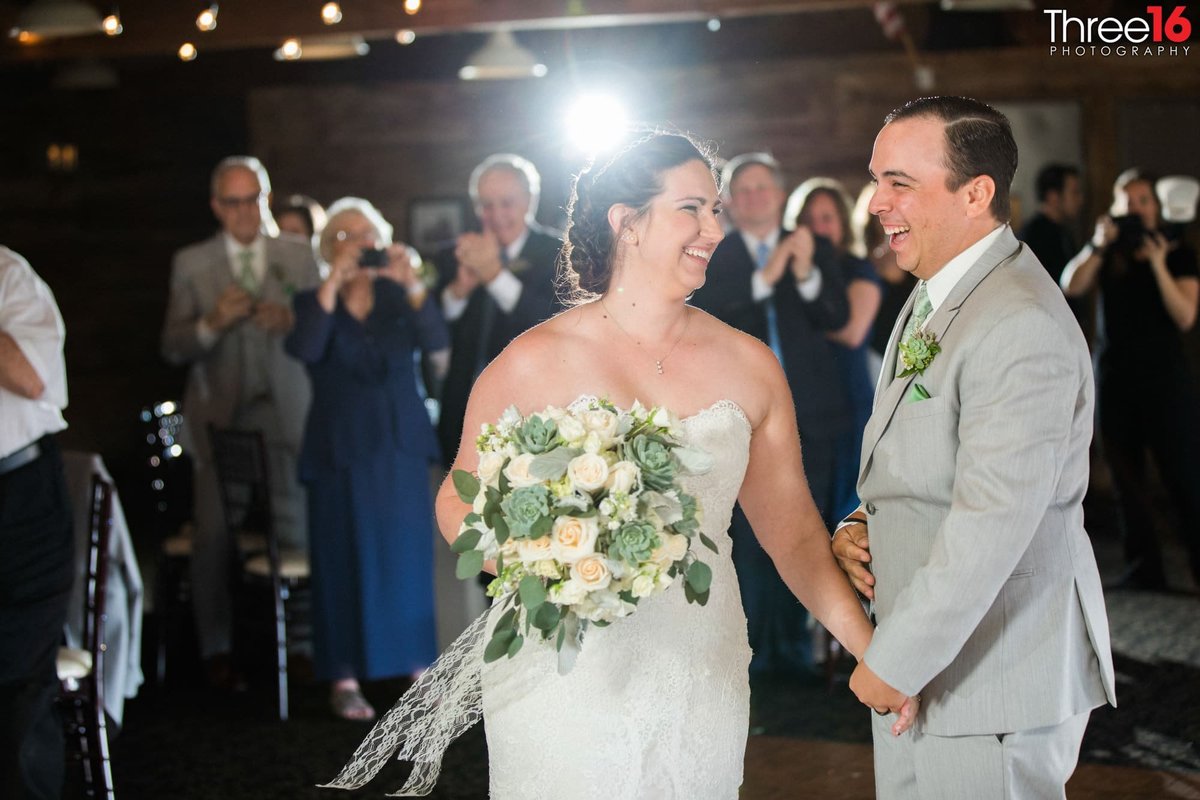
885, 96, 1017, 222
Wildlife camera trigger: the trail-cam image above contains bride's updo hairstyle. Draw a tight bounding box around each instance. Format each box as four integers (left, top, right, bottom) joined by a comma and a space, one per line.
559, 130, 718, 304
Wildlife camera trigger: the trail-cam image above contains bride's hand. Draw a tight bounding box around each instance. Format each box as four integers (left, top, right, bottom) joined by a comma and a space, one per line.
891, 694, 921, 736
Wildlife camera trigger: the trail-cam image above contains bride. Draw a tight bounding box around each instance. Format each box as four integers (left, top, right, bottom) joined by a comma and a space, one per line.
432, 131, 913, 798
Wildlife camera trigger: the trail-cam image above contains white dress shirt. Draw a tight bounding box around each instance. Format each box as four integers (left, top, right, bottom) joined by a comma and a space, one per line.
742, 229, 824, 302
0, 246, 68, 458
923, 224, 1007, 320
196, 234, 269, 349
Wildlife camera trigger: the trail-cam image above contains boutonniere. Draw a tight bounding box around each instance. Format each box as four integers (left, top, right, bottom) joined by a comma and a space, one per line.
898, 329, 941, 378
268, 262, 296, 297
507, 257, 530, 275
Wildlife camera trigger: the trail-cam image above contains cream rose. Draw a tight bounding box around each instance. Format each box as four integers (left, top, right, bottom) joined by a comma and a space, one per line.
550, 579, 588, 606
550, 515, 599, 563
581, 408, 619, 440
567, 453, 609, 492
556, 414, 586, 445
631, 572, 657, 598
503, 453, 542, 488
570, 554, 612, 591
516, 535, 554, 564
651, 532, 690, 566
477, 451, 506, 487
605, 461, 641, 495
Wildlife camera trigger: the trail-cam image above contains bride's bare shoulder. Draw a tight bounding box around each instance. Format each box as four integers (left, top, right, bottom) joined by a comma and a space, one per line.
688, 307, 788, 425
480, 305, 590, 393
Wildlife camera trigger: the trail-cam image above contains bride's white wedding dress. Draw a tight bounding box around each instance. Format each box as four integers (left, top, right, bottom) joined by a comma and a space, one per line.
482, 397, 754, 799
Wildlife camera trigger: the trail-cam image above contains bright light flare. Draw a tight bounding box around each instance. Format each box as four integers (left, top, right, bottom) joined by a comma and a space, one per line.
102, 14, 123, 36
178, 42, 198, 61
321, 2, 342, 25
274, 37, 302, 60
395, 29, 416, 45
565, 94, 629, 155
404, 0, 421, 15
196, 4, 218, 32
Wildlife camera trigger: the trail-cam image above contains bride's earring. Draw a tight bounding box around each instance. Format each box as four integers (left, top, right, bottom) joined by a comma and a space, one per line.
620, 229, 637, 245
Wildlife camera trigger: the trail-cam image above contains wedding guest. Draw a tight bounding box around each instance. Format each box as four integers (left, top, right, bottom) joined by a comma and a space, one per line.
854, 184, 916, 377
286, 198, 449, 720
160, 156, 319, 690
0, 245, 72, 800
690, 152, 849, 676
1019, 163, 1087, 326
1061, 170, 1200, 590
276, 194, 327, 243
785, 178, 882, 522
434, 154, 561, 468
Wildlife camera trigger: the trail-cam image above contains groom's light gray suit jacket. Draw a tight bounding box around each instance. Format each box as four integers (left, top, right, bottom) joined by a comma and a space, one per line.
858, 227, 1116, 737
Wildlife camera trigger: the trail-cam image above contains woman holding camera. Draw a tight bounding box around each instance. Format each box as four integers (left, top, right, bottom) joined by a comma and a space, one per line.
1062, 171, 1200, 592
285, 197, 449, 720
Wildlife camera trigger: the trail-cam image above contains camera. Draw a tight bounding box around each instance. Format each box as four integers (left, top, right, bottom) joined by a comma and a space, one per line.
358, 247, 389, 268
1112, 214, 1145, 251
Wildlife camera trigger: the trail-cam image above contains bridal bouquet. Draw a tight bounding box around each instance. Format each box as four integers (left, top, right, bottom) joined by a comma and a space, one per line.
451, 398, 716, 673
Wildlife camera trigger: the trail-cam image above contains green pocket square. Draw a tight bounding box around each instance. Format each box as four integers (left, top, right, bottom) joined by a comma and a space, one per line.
905, 383, 932, 404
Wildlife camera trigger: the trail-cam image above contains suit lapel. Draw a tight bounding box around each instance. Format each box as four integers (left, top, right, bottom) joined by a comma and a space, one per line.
859, 228, 1023, 483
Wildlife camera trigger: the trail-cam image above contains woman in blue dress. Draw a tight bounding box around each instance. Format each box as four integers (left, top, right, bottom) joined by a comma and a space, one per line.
786, 179, 883, 522
285, 197, 449, 720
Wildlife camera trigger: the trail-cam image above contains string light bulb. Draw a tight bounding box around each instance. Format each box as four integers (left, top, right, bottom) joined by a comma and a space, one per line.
196, 3, 218, 32
178, 42, 198, 61
274, 37, 303, 60
321, 2, 342, 25
102, 9, 123, 36
395, 29, 416, 45
404, 0, 421, 15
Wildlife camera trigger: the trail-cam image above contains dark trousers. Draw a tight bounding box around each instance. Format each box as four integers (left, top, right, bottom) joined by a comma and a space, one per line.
0, 437, 73, 800
1100, 364, 1200, 585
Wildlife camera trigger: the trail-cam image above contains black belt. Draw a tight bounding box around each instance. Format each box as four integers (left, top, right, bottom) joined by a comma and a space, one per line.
0, 441, 42, 476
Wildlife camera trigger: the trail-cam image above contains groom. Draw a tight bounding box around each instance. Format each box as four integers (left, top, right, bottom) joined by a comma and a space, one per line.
833, 97, 1116, 798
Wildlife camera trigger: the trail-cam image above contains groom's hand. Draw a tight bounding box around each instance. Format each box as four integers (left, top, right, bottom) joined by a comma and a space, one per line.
832, 521, 874, 600
850, 660, 913, 735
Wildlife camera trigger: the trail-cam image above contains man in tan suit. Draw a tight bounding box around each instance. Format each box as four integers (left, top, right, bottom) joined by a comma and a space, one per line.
161, 156, 319, 688
834, 97, 1116, 799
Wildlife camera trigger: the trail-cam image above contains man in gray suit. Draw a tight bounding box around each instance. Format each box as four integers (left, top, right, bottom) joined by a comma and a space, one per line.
833, 97, 1116, 798
161, 156, 319, 688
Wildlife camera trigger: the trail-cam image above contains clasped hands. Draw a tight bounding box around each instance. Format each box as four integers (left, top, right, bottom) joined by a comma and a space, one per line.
206, 284, 293, 334
834, 521, 922, 736
760, 226, 817, 286
449, 231, 505, 298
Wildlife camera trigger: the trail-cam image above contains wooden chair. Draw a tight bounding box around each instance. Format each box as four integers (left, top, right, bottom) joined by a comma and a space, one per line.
57, 475, 116, 799
207, 426, 310, 721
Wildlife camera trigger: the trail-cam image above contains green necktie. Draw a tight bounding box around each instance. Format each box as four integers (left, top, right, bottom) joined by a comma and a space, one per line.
237, 249, 257, 294
896, 281, 932, 377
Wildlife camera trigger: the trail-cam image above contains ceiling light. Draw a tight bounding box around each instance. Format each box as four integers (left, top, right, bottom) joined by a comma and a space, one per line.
101, 9, 122, 36
14, 0, 102, 39
566, 94, 629, 154
321, 2, 342, 25
274, 37, 303, 60
459, 31, 547, 81
706, 17, 721, 32
294, 33, 368, 60
195, 4, 218, 32
178, 42, 198, 61
404, 0, 421, 15
395, 29, 416, 45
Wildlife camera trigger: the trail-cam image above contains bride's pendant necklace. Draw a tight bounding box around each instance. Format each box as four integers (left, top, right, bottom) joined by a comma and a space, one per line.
599, 296, 691, 376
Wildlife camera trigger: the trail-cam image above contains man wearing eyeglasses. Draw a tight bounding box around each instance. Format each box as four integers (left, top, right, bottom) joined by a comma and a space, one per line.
160, 156, 319, 690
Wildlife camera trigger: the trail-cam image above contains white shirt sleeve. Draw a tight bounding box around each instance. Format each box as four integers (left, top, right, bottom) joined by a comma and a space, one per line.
0, 258, 67, 409
794, 266, 823, 302
441, 286, 470, 322
488, 269, 524, 314
195, 317, 219, 350
751, 271, 775, 302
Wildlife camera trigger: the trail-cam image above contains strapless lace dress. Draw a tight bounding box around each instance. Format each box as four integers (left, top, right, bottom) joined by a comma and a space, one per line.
481, 398, 754, 799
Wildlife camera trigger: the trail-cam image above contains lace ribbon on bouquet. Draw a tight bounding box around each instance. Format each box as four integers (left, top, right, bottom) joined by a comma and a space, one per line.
319, 611, 489, 796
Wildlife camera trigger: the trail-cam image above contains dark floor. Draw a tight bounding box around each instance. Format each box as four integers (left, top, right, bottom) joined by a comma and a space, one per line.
97, 483, 1200, 799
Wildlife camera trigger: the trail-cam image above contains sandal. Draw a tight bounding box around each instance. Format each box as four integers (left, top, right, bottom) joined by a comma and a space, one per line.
331, 685, 376, 722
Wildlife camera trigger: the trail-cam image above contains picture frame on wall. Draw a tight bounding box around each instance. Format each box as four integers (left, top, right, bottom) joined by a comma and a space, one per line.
408, 197, 470, 255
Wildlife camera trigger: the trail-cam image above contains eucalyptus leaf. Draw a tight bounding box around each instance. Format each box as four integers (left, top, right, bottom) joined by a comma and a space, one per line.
455, 549, 484, 580
506, 633, 524, 658
483, 628, 516, 663
450, 528, 482, 554
463, 512, 482, 526
493, 515, 510, 545
699, 532, 719, 553
518, 575, 547, 610
452, 470, 480, 503
686, 560, 713, 594
532, 602, 561, 631
530, 515, 552, 539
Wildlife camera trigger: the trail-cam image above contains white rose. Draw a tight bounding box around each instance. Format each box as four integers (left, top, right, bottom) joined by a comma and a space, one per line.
556, 414, 586, 445
477, 451, 506, 487
476, 527, 499, 560
582, 431, 605, 454
503, 453, 542, 488
516, 536, 553, 564
499, 405, 523, 429
581, 408, 619, 440
570, 555, 612, 591
605, 461, 641, 495
550, 515, 599, 564
550, 579, 588, 606
567, 453, 609, 492
651, 532, 690, 566
631, 573, 657, 598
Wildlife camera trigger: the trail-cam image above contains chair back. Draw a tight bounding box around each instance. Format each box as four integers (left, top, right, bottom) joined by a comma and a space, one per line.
83, 476, 115, 681
207, 426, 281, 580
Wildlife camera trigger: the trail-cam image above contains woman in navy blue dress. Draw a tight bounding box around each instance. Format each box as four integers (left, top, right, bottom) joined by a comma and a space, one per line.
786, 180, 883, 522
285, 198, 449, 720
